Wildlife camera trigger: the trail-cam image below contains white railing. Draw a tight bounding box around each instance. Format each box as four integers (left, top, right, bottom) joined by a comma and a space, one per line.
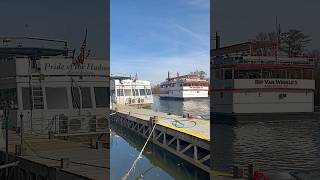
215, 56, 315, 66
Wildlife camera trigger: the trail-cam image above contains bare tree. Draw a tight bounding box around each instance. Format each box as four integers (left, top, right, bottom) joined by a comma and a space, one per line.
280, 29, 311, 56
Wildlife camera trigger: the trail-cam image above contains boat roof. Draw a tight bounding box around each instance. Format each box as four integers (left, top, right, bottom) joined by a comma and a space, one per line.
0, 37, 68, 57
0, 47, 67, 57
212, 41, 277, 55
111, 76, 132, 81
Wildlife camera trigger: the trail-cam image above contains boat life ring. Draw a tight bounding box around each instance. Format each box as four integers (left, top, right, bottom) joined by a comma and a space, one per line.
131, 99, 136, 104
141, 99, 144, 103
138, 98, 141, 103
187, 113, 202, 119
253, 171, 269, 180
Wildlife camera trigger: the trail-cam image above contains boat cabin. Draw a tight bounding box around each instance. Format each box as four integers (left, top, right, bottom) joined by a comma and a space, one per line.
110, 76, 153, 107
0, 37, 109, 134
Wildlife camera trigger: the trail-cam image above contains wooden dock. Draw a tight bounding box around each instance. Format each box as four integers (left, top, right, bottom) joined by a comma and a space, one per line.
111, 106, 235, 179
115, 106, 210, 140
0, 131, 109, 180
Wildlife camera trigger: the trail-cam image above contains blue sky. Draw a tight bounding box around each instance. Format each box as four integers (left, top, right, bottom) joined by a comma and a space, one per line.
111, 0, 210, 84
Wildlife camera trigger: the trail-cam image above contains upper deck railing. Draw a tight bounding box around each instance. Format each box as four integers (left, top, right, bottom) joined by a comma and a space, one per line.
213, 55, 315, 67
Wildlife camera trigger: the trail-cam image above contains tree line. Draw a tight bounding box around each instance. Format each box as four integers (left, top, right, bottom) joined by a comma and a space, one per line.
255, 29, 319, 59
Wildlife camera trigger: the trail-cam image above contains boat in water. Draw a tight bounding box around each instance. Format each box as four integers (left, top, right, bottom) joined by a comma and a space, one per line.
211, 40, 317, 123
0, 36, 109, 134
110, 75, 153, 108
159, 71, 209, 99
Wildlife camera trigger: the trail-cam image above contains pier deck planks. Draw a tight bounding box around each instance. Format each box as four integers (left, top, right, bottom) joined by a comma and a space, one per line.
115, 106, 210, 141
2, 131, 109, 180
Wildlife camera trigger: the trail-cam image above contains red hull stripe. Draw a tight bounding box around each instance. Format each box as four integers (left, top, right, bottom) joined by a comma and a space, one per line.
212, 64, 314, 69
212, 88, 314, 92
164, 89, 208, 91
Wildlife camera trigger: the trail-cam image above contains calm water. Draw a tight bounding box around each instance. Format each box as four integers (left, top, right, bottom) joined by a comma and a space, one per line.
111, 94, 320, 178
213, 121, 320, 172
151, 95, 210, 118
110, 124, 209, 180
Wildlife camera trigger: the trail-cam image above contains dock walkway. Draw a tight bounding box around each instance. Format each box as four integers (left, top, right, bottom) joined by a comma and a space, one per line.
116, 106, 210, 141
111, 106, 237, 179
0, 131, 109, 180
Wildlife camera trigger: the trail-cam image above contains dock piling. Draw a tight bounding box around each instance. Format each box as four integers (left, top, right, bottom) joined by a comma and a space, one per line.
60, 158, 70, 168
248, 164, 254, 180
233, 165, 244, 178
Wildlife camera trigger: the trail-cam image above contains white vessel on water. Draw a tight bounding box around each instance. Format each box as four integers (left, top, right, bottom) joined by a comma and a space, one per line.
0, 36, 109, 134
159, 71, 209, 99
110, 75, 153, 107
211, 40, 317, 123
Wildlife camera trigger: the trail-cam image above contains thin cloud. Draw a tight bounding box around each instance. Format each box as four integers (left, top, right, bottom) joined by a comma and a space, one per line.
186, 0, 210, 9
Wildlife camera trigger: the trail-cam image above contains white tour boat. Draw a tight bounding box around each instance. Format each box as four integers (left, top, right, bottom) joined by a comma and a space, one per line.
0, 36, 109, 134
110, 75, 153, 107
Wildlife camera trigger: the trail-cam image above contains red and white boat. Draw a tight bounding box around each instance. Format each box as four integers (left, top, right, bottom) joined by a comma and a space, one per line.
211, 41, 317, 122
159, 71, 209, 99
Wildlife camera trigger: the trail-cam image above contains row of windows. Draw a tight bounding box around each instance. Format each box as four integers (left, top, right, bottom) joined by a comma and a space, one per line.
22, 87, 109, 110
160, 83, 208, 88
115, 88, 152, 96
215, 69, 314, 80
218, 92, 309, 99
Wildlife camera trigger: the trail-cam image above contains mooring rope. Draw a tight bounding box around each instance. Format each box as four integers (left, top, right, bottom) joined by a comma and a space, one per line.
121, 121, 157, 180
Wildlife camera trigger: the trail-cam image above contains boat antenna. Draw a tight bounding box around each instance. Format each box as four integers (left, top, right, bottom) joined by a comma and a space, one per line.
135, 72, 138, 81
275, 16, 281, 61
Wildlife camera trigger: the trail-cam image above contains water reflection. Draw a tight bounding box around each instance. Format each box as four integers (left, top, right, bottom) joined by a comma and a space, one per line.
152, 95, 209, 118
212, 121, 320, 172
110, 123, 209, 180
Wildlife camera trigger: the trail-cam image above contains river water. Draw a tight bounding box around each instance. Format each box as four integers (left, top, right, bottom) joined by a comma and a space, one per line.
213, 121, 320, 172
111, 95, 320, 179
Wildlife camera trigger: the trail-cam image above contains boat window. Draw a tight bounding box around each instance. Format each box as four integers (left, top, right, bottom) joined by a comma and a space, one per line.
132, 89, 139, 96
132, 89, 136, 96
94, 87, 109, 108
146, 89, 152, 95
214, 69, 222, 80
21, 88, 32, 110
139, 89, 146, 96
124, 89, 132, 96
224, 69, 233, 79
81, 87, 92, 108
287, 69, 302, 79
303, 69, 313, 79
116, 89, 124, 96
0, 88, 18, 109
235, 69, 261, 79
46, 87, 69, 109
71, 87, 80, 109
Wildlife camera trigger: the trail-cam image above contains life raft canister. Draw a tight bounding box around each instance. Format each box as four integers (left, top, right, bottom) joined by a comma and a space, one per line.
253, 171, 269, 180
